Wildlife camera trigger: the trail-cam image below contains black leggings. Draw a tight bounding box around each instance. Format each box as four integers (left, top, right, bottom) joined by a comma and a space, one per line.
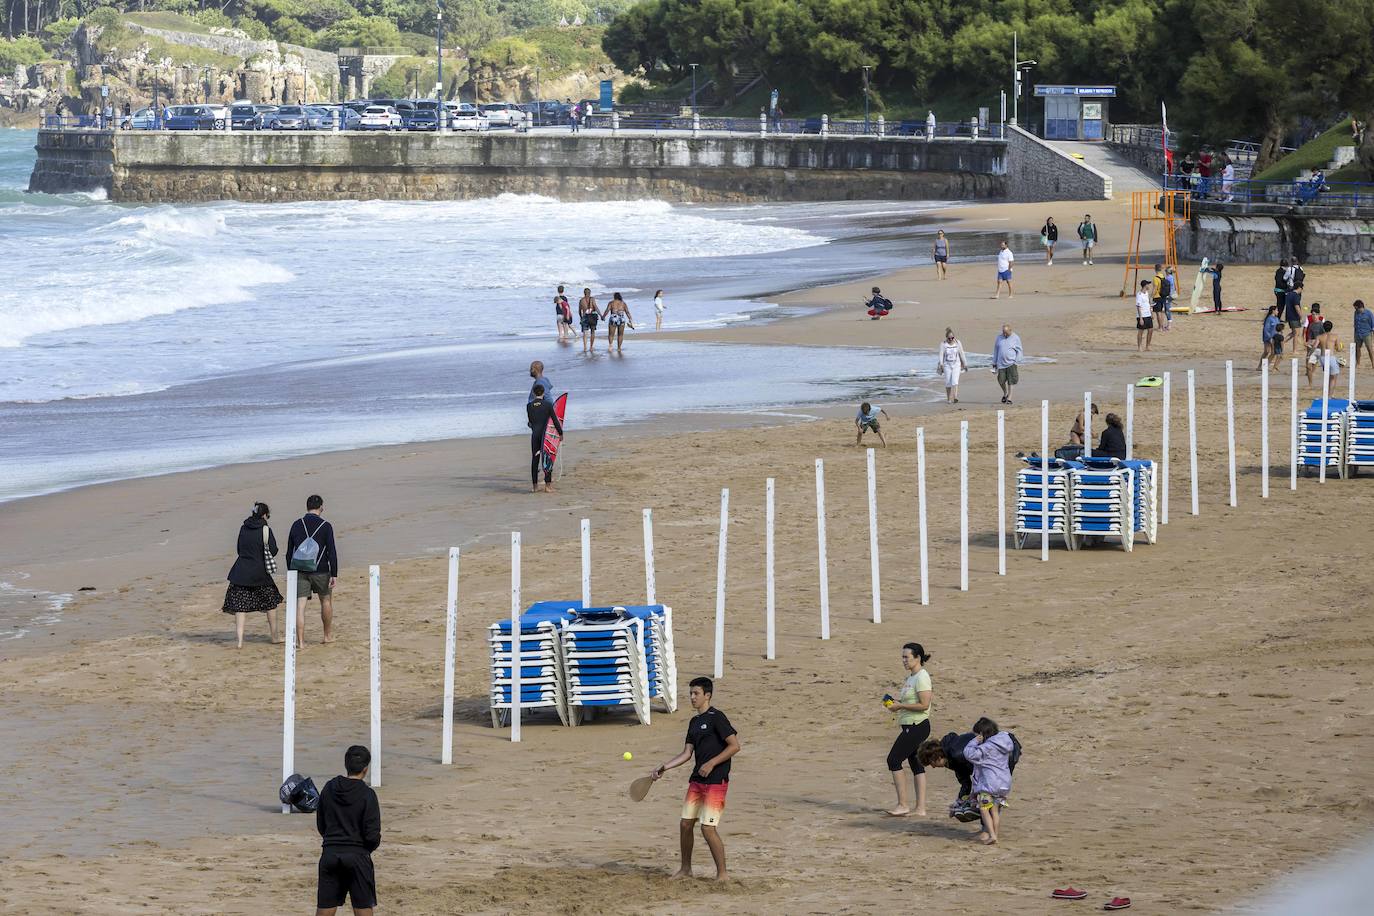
531, 433, 550, 486
886, 720, 931, 774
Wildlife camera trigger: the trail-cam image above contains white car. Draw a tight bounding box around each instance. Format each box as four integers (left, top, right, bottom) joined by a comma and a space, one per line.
359, 105, 403, 131
479, 102, 530, 128
446, 102, 484, 131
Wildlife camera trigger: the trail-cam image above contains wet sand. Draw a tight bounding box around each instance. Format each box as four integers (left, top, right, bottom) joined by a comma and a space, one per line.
3, 196, 1374, 914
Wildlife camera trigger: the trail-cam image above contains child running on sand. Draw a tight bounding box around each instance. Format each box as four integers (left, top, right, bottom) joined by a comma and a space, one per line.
856, 402, 889, 446
963, 716, 1015, 845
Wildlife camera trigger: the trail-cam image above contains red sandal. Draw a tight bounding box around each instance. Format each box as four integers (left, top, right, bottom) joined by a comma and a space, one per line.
1051, 888, 1088, 900
1104, 898, 1132, 911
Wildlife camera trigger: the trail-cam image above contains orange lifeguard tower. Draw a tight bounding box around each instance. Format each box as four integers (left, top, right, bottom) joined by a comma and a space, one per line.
1121, 189, 1189, 296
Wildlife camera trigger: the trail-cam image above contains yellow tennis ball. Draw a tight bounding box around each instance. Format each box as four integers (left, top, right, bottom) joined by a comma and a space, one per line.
623, 752, 633, 761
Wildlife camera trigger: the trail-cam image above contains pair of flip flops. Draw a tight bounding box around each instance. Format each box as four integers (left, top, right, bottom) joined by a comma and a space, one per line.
1051, 888, 1130, 909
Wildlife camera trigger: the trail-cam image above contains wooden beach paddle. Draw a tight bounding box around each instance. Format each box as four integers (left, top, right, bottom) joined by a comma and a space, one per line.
629, 775, 656, 802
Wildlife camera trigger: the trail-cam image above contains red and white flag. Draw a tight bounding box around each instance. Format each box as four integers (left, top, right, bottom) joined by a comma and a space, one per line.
1161, 101, 1174, 174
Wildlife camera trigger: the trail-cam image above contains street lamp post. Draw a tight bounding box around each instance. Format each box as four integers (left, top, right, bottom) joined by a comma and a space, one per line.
436, 4, 443, 101
862, 65, 871, 134
689, 63, 698, 115
1010, 31, 1037, 128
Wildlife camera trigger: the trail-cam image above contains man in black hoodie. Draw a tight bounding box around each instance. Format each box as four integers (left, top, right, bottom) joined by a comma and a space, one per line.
316, 745, 381, 916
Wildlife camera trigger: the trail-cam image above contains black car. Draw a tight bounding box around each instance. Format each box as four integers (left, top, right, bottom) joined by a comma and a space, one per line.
405, 108, 440, 131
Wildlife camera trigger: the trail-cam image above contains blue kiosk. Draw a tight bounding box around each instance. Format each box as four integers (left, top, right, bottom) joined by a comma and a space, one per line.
1034, 85, 1116, 140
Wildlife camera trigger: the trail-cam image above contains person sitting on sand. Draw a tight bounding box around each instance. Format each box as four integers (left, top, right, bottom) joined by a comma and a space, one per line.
1070, 403, 1099, 446
964, 716, 1015, 846
917, 733, 979, 822
601, 292, 635, 353
882, 642, 933, 817
856, 401, 889, 447
651, 676, 740, 881
1097, 412, 1127, 460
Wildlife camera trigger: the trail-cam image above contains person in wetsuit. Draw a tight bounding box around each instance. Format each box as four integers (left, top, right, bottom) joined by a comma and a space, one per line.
526, 384, 563, 493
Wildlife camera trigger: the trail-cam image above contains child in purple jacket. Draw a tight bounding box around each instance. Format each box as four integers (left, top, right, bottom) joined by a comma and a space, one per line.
963, 716, 1015, 845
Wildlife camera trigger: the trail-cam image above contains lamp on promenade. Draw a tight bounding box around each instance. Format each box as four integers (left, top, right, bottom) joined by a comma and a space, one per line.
436, 3, 444, 101
1010, 31, 1036, 127
689, 62, 698, 115
862, 65, 871, 134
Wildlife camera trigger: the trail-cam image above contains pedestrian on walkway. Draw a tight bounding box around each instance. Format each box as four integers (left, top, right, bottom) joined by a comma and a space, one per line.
1076, 214, 1098, 265
1040, 217, 1058, 265
992, 324, 1022, 405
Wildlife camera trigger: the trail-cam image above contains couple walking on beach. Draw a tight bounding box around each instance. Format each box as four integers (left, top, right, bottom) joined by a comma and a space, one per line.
935, 324, 1023, 406
221, 495, 339, 649
561, 286, 656, 353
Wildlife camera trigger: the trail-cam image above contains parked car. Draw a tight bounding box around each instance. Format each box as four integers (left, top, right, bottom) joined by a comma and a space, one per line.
447, 101, 483, 131
260, 105, 309, 130
118, 107, 158, 130
358, 105, 403, 131
163, 105, 228, 130
405, 107, 440, 131
229, 101, 259, 130
479, 102, 530, 128
530, 100, 571, 125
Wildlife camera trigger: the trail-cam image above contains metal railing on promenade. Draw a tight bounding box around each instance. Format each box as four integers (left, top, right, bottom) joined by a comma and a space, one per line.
1163, 173, 1374, 210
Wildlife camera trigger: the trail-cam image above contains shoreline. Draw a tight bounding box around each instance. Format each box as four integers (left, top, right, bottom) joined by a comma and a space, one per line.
6, 192, 1374, 913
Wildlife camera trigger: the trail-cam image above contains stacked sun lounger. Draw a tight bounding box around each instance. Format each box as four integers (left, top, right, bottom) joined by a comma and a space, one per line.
1116, 458, 1158, 545
1345, 401, 1374, 475
1014, 455, 1076, 551
620, 605, 679, 714
487, 601, 579, 728
1300, 398, 1348, 477
561, 608, 653, 725
1070, 459, 1135, 552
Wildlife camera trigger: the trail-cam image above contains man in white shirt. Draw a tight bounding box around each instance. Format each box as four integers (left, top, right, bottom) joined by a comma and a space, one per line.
1135, 279, 1154, 351
993, 241, 1015, 299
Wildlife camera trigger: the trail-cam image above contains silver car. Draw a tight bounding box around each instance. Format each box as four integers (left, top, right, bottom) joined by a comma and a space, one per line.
261, 105, 308, 130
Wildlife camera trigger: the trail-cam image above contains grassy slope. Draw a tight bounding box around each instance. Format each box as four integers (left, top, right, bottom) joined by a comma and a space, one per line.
1253, 118, 1355, 181
124, 11, 213, 35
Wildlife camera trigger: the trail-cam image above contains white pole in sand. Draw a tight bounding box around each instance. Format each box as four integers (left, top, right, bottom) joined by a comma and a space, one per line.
441, 548, 458, 765
1040, 401, 1049, 562
1320, 352, 1332, 484
369, 564, 381, 786
642, 509, 656, 605
997, 410, 1006, 576
1126, 384, 1135, 460
510, 533, 521, 743
1188, 369, 1199, 515
765, 477, 776, 660
1351, 344, 1359, 403
1291, 359, 1299, 490
959, 420, 969, 591
1226, 360, 1237, 507
714, 488, 729, 678
1262, 365, 1270, 499
1083, 391, 1093, 459
281, 569, 298, 814
866, 448, 881, 623
815, 459, 832, 635
1162, 372, 1171, 524
580, 518, 591, 608
915, 432, 929, 606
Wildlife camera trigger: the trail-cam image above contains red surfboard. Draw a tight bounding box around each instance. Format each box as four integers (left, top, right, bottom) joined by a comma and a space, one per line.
542, 393, 568, 475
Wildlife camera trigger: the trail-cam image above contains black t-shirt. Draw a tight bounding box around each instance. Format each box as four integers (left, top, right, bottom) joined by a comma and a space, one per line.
686, 707, 737, 784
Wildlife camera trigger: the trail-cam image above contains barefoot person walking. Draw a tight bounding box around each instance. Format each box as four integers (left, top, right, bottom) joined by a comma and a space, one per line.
222, 502, 282, 649
578, 288, 599, 353
882, 642, 933, 817
287, 495, 339, 647
602, 292, 635, 353
993, 240, 1014, 298
932, 229, 950, 279
526, 384, 563, 493
651, 676, 740, 881
937, 328, 968, 404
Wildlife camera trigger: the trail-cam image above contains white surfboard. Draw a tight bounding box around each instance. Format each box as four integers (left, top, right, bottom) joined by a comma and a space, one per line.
1189, 257, 1210, 313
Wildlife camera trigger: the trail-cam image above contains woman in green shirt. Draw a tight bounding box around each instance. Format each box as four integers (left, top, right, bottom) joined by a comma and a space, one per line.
883, 642, 933, 817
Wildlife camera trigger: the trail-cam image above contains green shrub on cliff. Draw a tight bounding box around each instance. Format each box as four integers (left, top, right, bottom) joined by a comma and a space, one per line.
43, 18, 81, 49
0, 35, 45, 72
316, 14, 403, 50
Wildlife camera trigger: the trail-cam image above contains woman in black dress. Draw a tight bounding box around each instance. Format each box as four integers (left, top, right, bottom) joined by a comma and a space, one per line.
222, 502, 283, 648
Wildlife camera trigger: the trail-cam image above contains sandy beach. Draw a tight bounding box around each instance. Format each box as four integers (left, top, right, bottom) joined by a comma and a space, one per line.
3, 193, 1374, 914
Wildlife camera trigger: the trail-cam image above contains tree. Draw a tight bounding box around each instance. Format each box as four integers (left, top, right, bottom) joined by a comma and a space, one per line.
315, 13, 401, 48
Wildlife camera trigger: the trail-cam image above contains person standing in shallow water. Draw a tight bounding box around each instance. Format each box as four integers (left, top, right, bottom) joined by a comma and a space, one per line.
579, 288, 599, 353
222, 501, 282, 648
601, 292, 635, 353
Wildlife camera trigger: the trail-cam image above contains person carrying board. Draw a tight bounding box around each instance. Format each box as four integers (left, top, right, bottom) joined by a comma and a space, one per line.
526, 385, 563, 493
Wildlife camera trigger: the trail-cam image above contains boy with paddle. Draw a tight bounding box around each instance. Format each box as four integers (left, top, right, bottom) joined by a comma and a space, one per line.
642, 676, 740, 880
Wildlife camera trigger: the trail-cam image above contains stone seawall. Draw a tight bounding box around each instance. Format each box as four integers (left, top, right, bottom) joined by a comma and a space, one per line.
30, 130, 1010, 203
1182, 213, 1374, 265
1005, 126, 1111, 201
28, 129, 114, 194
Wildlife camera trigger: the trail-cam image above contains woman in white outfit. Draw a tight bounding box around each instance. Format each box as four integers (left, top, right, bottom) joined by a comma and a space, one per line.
937, 327, 968, 404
